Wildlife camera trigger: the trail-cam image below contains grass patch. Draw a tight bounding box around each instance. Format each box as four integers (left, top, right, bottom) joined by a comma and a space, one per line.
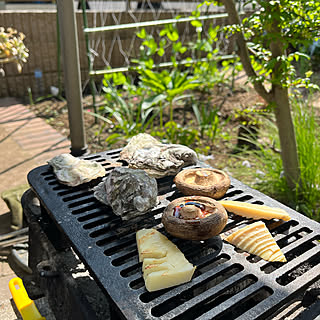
229, 96, 320, 221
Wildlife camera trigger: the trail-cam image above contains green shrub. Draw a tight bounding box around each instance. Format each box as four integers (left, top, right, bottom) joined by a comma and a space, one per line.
234, 96, 320, 221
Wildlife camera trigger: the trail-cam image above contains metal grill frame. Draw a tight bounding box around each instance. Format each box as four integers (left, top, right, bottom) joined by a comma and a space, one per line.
27, 149, 320, 320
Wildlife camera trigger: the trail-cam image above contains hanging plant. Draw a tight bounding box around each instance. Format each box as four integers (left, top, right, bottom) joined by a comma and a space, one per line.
0, 27, 29, 76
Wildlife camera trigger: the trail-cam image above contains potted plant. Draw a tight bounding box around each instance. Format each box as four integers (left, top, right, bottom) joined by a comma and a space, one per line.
0, 27, 29, 76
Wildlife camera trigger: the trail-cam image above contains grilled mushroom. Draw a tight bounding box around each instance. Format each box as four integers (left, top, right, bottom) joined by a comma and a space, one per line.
174, 168, 230, 199
162, 196, 228, 241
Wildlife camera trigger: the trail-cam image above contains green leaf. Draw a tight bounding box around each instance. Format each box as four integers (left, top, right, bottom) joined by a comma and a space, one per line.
103, 73, 112, 81
171, 55, 177, 67
172, 42, 182, 53
136, 28, 147, 39
305, 71, 313, 78
141, 94, 167, 109
167, 30, 179, 42
191, 20, 203, 28
84, 110, 113, 125
142, 69, 160, 82
159, 28, 167, 37
112, 72, 127, 86
145, 58, 154, 69
105, 133, 122, 145
141, 78, 166, 92
158, 47, 165, 57
143, 37, 158, 54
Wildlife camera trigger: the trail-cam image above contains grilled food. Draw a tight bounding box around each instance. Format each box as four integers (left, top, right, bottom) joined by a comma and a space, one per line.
48, 153, 106, 186
219, 200, 291, 221
224, 221, 286, 262
136, 229, 196, 292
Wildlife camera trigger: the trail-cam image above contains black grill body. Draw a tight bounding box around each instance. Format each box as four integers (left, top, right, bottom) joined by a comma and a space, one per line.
27, 149, 320, 320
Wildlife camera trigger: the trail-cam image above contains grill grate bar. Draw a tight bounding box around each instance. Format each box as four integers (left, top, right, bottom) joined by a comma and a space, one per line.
86, 221, 118, 238
159, 272, 257, 320
76, 210, 107, 223
256, 231, 319, 269
109, 243, 137, 259
194, 281, 266, 320
27, 151, 320, 320
236, 291, 288, 320
273, 244, 319, 278
238, 261, 320, 320
271, 223, 308, 241
146, 261, 243, 309
278, 247, 320, 288
285, 261, 320, 292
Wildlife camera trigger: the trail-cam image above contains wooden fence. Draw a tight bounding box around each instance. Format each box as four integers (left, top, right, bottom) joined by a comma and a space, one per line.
0, 10, 231, 98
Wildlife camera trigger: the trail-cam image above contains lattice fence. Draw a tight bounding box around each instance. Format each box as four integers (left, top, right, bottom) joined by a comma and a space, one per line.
0, 1, 245, 98
81, 0, 244, 94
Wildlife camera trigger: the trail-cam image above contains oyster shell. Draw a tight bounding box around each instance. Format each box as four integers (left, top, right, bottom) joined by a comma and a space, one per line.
48, 153, 106, 186
120, 133, 198, 178
93, 167, 158, 220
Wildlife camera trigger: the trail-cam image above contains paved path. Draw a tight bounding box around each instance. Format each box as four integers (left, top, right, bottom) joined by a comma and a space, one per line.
0, 97, 70, 319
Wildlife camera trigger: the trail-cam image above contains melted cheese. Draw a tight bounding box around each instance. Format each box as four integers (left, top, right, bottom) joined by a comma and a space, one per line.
136, 229, 196, 292
224, 221, 286, 262
219, 200, 291, 221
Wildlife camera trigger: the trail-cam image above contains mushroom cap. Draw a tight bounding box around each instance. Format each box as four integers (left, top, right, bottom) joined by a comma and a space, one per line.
162, 196, 228, 241
174, 168, 230, 199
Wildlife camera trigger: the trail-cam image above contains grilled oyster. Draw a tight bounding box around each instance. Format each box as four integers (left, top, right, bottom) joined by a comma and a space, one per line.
48, 153, 106, 187
93, 167, 158, 220
119, 133, 198, 178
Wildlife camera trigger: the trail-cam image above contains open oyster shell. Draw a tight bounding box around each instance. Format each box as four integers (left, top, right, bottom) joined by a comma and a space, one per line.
93, 167, 158, 220
48, 153, 106, 187
120, 133, 198, 178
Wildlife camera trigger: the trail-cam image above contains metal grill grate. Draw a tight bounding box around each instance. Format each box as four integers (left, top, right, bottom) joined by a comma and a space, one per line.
27, 149, 320, 320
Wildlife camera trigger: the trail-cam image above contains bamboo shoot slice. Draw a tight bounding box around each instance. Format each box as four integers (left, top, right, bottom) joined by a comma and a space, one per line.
224, 221, 286, 262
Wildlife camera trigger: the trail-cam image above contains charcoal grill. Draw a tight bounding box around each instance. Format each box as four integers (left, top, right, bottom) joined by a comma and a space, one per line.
26, 149, 320, 320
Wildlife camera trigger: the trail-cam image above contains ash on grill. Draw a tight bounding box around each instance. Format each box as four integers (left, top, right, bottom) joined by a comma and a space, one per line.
23, 149, 320, 320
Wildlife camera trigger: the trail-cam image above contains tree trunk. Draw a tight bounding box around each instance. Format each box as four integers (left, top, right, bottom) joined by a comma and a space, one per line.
269, 6, 300, 190
221, 0, 300, 190
272, 85, 300, 189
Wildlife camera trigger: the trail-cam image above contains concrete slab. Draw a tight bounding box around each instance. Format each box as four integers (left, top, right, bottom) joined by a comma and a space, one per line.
0, 98, 71, 319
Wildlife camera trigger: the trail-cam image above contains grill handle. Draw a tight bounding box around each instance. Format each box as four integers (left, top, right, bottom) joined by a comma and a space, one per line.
9, 277, 46, 320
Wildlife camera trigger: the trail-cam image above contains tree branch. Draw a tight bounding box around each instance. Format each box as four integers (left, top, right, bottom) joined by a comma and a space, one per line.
221, 0, 272, 103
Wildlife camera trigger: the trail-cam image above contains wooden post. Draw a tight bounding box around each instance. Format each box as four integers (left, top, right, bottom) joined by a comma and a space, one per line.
56, 0, 87, 156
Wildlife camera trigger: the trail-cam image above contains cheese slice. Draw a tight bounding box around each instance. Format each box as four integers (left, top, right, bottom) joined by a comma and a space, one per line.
136, 228, 171, 262
219, 200, 291, 221
136, 229, 196, 292
224, 221, 286, 262
144, 264, 196, 292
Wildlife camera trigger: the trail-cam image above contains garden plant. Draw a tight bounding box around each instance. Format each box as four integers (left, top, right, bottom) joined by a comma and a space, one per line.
220, 0, 320, 191
32, 1, 320, 221
0, 27, 29, 76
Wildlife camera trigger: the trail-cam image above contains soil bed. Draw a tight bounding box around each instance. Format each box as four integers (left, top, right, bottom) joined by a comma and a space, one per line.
28, 84, 264, 156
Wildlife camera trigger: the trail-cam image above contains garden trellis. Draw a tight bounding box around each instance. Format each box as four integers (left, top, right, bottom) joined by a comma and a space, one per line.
79, 0, 245, 109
